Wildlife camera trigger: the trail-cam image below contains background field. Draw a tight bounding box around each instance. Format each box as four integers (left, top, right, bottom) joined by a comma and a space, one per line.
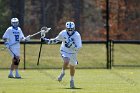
0, 44, 140, 93
0, 44, 107, 69
0, 44, 140, 69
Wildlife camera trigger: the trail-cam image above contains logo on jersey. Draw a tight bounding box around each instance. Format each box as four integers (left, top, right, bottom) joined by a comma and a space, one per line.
13, 32, 19, 34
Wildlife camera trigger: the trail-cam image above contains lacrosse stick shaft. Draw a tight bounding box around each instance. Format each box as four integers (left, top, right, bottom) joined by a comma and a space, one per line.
30, 31, 42, 37
8, 47, 16, 57
37, 43, 43, 65
29, 28, 51, 38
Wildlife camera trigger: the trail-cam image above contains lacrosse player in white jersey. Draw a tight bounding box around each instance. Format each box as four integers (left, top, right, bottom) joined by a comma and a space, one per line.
3, 18, 30, 78
41, 21, 82, 88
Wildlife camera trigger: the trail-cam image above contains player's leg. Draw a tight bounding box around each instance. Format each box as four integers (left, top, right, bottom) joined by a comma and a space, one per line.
8, 58, 15, 78
13, 56, 21, 78
69, 54, 78, 88
8, 48, 16, 78
58, 57, 69, 81
58, 51, 70, 81
70, 64, 75, 80
62, 57, 70, 73
12, 48, 21, 78
70, 64, 75, 88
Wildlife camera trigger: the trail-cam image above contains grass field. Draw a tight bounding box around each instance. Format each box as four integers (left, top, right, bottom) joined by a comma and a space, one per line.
0, 44, 107, 68
0, 69, 140, 93
0, 44, 140, 93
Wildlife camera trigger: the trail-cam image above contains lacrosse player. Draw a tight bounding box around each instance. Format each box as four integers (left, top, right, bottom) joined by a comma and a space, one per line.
2, 18, 30, 78
41, 21, 82, 88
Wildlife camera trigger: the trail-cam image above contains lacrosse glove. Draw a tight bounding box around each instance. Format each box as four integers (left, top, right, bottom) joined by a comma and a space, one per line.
4, 42, 10, 49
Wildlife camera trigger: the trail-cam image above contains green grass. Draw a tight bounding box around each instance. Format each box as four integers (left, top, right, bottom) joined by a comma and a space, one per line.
0, 69, 140, 93
0, 44, 140, 93
0, 44, 107, 69
113, 44, 140, 66
1, 44, 140, 68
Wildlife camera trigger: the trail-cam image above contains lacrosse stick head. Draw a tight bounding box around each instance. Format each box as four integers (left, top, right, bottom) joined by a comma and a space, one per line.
41, 27, 51, 38
41, 26, 48, 31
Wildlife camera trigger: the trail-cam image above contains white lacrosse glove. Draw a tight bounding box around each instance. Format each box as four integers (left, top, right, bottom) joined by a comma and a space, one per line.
22, 35, 31, 41
25, 35, 31, 41
48, 39, 60, 44
4, 42, 10, 49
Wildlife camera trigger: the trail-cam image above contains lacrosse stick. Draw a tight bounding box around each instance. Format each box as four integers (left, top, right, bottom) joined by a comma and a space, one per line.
25, 27, 51, 39
8, 47, 17, 57
0, 27, 47, 51
37, 27, 51, 65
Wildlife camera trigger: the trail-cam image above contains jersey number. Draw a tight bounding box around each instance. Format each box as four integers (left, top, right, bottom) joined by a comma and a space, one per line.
15, 35, 19, 41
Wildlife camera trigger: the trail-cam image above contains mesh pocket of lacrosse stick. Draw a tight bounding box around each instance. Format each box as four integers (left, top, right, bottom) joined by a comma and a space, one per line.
41, 26, 48, 31
41, 27, 51, 36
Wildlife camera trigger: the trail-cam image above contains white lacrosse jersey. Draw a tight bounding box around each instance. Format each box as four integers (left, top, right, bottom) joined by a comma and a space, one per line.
3, 26, 25, 48
55, 30, 82, 53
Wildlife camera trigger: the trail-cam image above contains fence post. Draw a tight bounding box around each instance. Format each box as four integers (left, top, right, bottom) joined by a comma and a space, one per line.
111, 40, 114, 66
109, 40, 112, 69
23, 42, 26, 69
106, 0, 111, 69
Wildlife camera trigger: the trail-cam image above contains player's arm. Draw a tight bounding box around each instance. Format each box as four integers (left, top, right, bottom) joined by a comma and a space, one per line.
41, 31, 63, 44
3, 28, 9, 41
2, 28, 10, 48
20, 29, 30, 41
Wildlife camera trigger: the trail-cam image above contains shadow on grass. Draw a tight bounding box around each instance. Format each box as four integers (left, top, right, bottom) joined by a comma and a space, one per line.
8, 77, 25, 79
14, 78, 24, 79
63, 87, 83, 89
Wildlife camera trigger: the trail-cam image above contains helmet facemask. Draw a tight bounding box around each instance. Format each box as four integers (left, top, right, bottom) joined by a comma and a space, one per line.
65, 21, 75, 35
66, 28, 75, 35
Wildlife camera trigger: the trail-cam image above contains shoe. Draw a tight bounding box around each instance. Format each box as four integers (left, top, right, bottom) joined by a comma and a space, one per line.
70, 80, 75, 88
15, 74, 21, 79
58, 73, 65, 81
8, 74, 14, 78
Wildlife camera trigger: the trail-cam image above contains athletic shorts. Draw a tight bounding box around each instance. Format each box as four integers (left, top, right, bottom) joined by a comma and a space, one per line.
60, 50, 78, 66
8, 47, 20, 58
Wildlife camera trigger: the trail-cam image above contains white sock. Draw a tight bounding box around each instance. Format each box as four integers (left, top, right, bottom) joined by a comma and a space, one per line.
9, 70, 13, 75
15, 69, 19, 75
71, 76, 74, 81
61, 68, 65, 74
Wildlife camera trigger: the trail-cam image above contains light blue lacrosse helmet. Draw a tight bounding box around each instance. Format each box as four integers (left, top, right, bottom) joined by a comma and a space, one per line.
65, 21, 75, 31
11, 18, 19, 29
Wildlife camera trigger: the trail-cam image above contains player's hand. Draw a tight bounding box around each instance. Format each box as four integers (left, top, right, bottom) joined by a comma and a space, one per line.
41, 37, 50, 43
41, 37, 45, 42
22, 35, 30, 41
25, 35, 31, 41
4, 42, 10, 49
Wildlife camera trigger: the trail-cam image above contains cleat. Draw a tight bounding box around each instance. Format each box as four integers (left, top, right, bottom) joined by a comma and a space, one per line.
70, 80, 75, 88
15, 74, 21, 79
8, 74, 14, 78
58, 73, 65, 81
